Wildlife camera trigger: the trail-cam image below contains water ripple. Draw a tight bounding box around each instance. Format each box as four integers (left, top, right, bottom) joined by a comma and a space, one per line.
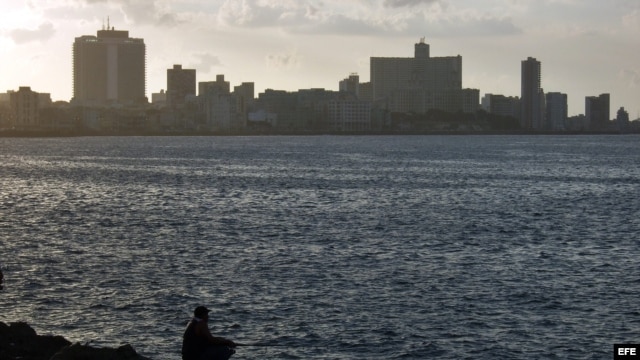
1, 135, 639, 359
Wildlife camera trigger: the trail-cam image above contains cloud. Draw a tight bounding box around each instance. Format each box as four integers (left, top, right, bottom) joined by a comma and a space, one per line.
214, 0, 520, 38
9, 22, 56, 44
289, 9, 521, 37
620, 68, 640, 88
217, 0, 312, 28
191, 53, 222, 73
80, 0, 186, 27
383, 0, 440, 8
622, 9, 639, 30
423, 15, 522, 37
266, 50, 301, 69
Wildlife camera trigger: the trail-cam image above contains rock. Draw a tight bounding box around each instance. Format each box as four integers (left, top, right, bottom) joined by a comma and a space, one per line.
0, 321, 71, 360
50, 342, 152, 360
0, 322, 151, 360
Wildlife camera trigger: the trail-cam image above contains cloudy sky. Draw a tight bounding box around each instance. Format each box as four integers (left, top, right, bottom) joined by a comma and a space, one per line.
1, 0, 638, 118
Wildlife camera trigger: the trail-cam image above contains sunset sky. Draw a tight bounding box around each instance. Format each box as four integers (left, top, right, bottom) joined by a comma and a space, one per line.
1, 0, 638, 118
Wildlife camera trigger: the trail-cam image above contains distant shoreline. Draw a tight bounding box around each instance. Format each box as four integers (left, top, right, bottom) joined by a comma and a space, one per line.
1, 129, 636, 138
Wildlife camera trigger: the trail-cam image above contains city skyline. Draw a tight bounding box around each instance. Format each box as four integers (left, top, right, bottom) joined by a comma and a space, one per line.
1, 1, 638, 118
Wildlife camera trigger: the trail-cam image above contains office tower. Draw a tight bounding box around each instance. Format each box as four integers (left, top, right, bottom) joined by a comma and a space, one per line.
545, 92, 567, 131
72, 26, 146, 105
585, 93, 610, 130
521, 57, 544, 130
167, 65, 196, 107
370, 39, 462, 113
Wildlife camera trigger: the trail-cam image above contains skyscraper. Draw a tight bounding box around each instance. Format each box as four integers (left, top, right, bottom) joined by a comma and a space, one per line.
72, 26, 146, 105
521, 57, 544, 130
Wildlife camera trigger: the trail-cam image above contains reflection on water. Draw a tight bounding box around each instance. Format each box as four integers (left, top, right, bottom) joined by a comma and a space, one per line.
1, 135, 639, 359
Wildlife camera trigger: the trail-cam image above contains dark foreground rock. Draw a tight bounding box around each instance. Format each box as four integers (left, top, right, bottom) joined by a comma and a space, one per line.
0, 322, 151, 360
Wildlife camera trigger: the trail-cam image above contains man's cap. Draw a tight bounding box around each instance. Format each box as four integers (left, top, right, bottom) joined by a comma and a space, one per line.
194, 306, 211, 318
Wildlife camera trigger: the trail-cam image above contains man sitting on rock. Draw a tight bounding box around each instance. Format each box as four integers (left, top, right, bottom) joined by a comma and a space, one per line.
182, 306, 236, 360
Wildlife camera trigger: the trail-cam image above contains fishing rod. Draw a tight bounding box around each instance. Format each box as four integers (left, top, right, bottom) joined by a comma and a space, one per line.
235, 343, 291, 347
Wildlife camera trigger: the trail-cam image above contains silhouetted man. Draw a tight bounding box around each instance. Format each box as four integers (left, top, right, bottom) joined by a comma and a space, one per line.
182, 306, 236, 360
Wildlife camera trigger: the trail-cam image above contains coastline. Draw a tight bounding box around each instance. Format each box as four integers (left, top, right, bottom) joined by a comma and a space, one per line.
0, 128, 636, 138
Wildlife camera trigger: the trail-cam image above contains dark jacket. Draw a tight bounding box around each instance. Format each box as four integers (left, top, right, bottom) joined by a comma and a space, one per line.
182, 318, 208, 360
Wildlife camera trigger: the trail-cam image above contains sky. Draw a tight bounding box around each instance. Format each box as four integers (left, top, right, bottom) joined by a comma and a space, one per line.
0, 0, 638, 118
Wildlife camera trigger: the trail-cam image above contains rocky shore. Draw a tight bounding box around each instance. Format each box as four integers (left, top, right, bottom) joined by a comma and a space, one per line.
0, 321, 151, 360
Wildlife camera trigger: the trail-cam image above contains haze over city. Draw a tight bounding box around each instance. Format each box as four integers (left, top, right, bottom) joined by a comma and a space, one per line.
1, 0, 638, 118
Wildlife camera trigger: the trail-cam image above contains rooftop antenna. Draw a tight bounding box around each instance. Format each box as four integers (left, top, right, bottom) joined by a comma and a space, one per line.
107, 16, 110, 30
102, 17, 105, 30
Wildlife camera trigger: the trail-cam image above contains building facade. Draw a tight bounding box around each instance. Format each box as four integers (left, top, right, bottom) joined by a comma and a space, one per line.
481, 94, 521, 120
233, 82, 255, 127
72, 27, 146, 105
199, 75, 235, 131
9, 87, 53, 129
616, 107, 630, 132
545, 92, 567, 131
339, 74, 360, 98
370, 39, 462, 113
521, 57, 544, 130
585, 93, 610, 130
327, 96, 372, 132
167, 65, 196, 107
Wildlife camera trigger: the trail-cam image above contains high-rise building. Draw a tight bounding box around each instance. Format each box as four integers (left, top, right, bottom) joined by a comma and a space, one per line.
370, 39, 462, 113
585, 93, 610, 130
72, 26, 146, 105
167, 65, 196, 107
545, 92, 567, 131
521, 57, 544, 130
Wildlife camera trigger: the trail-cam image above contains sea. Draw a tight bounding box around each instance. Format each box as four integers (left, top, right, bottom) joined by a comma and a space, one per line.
1, 135, 639, 359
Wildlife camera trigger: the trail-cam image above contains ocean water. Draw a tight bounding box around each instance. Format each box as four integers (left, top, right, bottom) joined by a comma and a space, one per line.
1, 135, 639, 359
